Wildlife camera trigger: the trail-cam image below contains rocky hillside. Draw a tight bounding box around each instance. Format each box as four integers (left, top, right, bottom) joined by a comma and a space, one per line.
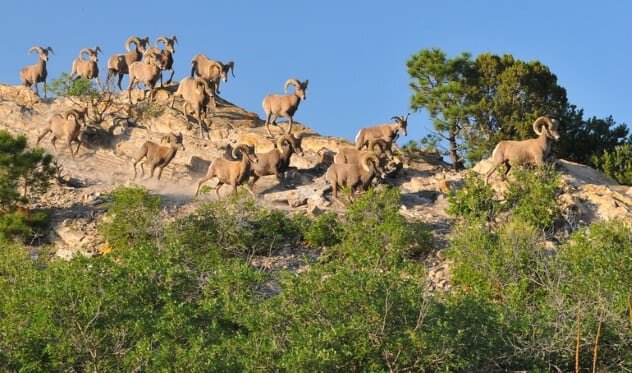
1, 83, 631, 286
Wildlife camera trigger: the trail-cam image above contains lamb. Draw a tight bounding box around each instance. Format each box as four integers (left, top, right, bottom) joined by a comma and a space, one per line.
36, 108, 87, 158
326, 153, 383, 204
70, 46, 102, 88
261, 78, 309, 137
170, 77, 215, 138
355, 114, 409, 150
127, 49, 165, 104
106, 36, 149, 90
195, 144, 259, 197
148, 35, 178, 86
190, 54, 234, 95
19, 46, 54, 98
485, 116, 560, 184
334, 138, 393, 165
248, 134, 304, 193
132, 132, 185, 181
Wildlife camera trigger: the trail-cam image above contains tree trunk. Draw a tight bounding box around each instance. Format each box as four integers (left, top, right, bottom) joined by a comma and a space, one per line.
448, 130, 464, 170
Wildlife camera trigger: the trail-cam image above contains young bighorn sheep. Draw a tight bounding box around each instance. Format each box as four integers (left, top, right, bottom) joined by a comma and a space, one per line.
485, 116, 561, 184
170, 77, 214, 138
326, 153, 383, 204
132, 132, 185, 181
248, 134, 304, 193
148, 35, 178, 85
37, 108, 87, 158
106, 36, 149, 90
334, 138, 393, 165
355, 114, 409, 150
261, 78, 309, 137
190, 54, 235, 95
20, 46, 54, 98
195, 144, 259, 197
70, 46, 102, 88
127, 49, 165, 104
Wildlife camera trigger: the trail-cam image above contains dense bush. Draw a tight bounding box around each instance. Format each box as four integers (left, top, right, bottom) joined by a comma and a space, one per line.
48, 73, 98, 97
447, 171, 500, 221
591, 144, 632, 185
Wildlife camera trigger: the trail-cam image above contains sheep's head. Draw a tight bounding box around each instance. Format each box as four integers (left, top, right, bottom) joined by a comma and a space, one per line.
64, 108, 88, 125
360, 153, 384, 178
391, 113, 410, 137
195, 77, 213, 97
29, 46, 54, 61
284, 79, 308, 100
370, 138, 394, 160
143, 50, 166, 69
223, 61, 235, 79
279, 134, 304, 156
533, 116, 560, 141
80, 47, 100, 63
233, 144, 258, 164
156, 36, 178, 54
167, 132, 185, 151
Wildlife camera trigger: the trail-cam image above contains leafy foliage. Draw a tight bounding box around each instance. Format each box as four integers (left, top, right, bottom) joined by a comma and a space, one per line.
447, 171, 500, 221
504, 165, 561, 229
48, 73, 99, 97
591, 144, 632, 185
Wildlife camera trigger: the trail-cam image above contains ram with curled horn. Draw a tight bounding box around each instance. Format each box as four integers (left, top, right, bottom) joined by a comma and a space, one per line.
261, 78, 309, 137
150, 35, 178, 86
37, 108, 87, 158
248, 134, 305, 193
485, 116, 561, 184
106, 36, 149, 90
171, 76, 215, 138
354, 113, 409, 150
190, 54, 235, 95
132, 132, 185, 181
70, 46, 103, 88
20, 46, 54, 98
326, 152, 384, 205
195, 144, 259, 198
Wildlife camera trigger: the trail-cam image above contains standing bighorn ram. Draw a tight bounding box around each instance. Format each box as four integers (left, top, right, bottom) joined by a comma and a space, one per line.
354, 114, 409, 150
20, 46, 54, 98
326, 153, 383, 205
37, 108, 87, 158
190, 54, 234, 95
106, 36, 149, 90
262, 78, 309, 137
127, 49, 165, 104
248, 134, 304, 193
148, 35, 178, 86
70, 46, 102, 88
132, 132, 185, 181
334, 138, 393, 165
171, 77, 215, 138
195, 144, 259, 197
485, 116, 560, 184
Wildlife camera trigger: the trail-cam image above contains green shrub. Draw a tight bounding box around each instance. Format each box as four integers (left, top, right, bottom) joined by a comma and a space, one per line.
504, 165, 561, 229
591, 144, 632, 185
99, 186, 162, 249
0, 210, 48, 243
447, 171, 500, 221
294, 211, 342, 248
48, 73, 98, 97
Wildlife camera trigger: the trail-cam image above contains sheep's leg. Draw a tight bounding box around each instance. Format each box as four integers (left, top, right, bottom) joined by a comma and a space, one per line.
248, 174, 260, 193
229, 183, 237, 196
145, 163, 157, 180
33, 83, 40, 97
265, 113, 275, 137
244, 182, 257, 198
183, 103, 192, 129
195, 175, 214, 196
50, 136, 58, 151
127, 79, 135, 105
166, 69, 175, 85
95, 77, 104, 91
117, 74, 124, 91
215, 182, 224, 198
502, 162, 511, 178
68, 140, 76, 159
139, 162, 146, 178
132, 161, 138, 180
156, 166, 165, 181
36, 129, 50, 145
286, 116, 293, 135
43, 81, 47, 99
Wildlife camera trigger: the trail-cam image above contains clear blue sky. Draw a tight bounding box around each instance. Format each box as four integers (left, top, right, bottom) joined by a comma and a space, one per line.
2, 1, 630, 146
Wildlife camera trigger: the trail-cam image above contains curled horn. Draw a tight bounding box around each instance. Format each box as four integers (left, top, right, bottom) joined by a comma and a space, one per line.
45, 46, 54, 55
195, 77, 211, 92
64, 109, 84, 122
155, 36, 169, 48
360, 153, 379, 172
79, 48, 91, 59
284, 78, 300, 93
94, 46, 102, 55
226, 61, 235, 77
172, 35, 179, 45
276, 134, 297, 150
232, 144, 251, 159
125, 36, 142, 52
532, 116, 554, 136
208, 60, 223, 75
28, 46, 43, 55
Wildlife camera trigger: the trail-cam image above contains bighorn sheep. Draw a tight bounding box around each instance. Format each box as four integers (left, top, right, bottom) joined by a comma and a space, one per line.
261, 78, 309, 137
170, 77, 214, 138
190, 54, 235, 95
36, 108, 87, 158
485, 116, 560, 184
195, 144, 259, 197
127, 49, 165, 104
249, 134, 304, 192
106, 36, 149, 90
70, 46, 102, 88
326, 153, 383, 204
132, 132, 185, 181
148, 35, 178, 85
20, 46, 54, 98
334, 138, 393, 165
355, 114, 409, 150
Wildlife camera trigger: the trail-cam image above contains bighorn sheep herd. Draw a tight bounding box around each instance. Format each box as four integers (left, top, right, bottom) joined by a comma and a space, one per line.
18, 35, 563, 205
